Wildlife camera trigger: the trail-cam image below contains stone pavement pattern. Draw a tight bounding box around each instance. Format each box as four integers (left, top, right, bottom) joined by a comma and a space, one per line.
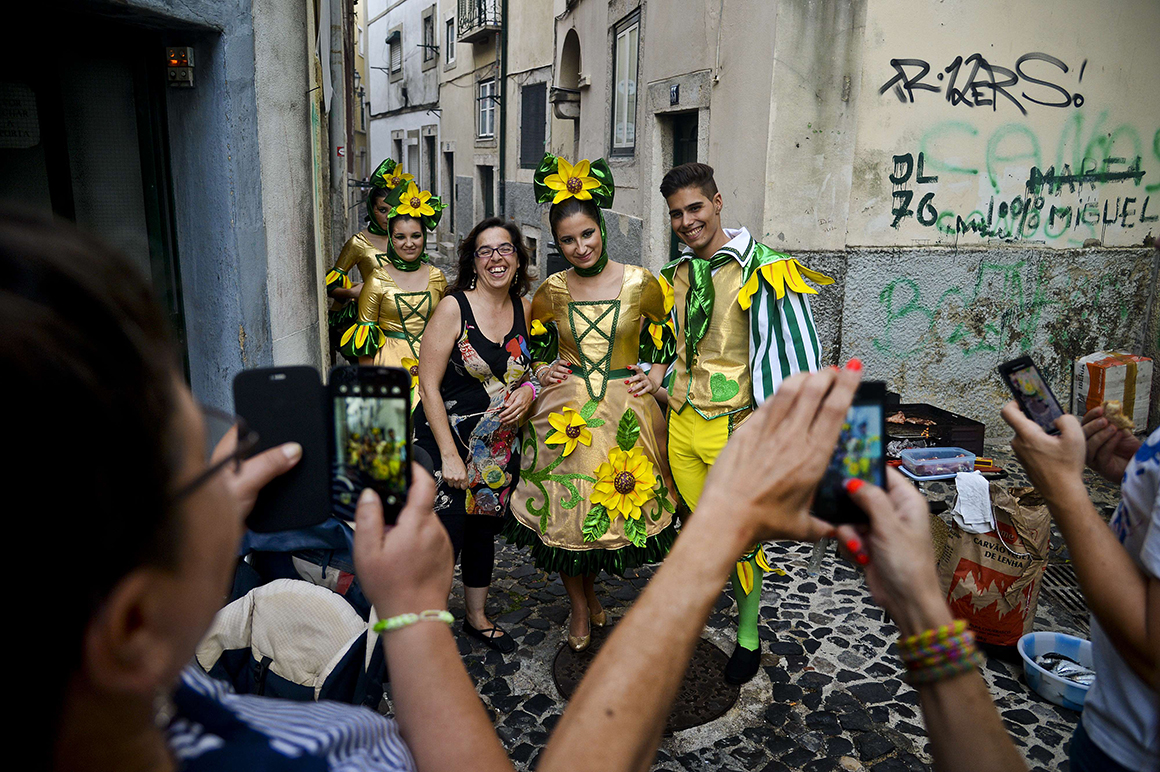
382, 447, 1120, 771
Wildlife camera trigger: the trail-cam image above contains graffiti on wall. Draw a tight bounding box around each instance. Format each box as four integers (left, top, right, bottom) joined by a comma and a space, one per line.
871, 259, 1133, 362
886, 109, 1159, 245
879, 52, 1087, 115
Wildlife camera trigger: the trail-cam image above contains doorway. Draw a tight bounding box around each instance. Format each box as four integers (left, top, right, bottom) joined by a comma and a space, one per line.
479, 165, 494, 219
668, 112, 698, 263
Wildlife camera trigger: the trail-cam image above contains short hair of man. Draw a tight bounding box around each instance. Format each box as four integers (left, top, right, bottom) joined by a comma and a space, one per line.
660, 162, 719, 200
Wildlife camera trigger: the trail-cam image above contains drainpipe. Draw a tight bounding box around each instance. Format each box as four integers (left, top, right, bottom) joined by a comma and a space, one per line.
497, 0, 508, 216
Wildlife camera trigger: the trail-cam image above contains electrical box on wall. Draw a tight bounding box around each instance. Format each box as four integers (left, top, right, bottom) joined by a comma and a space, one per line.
166, 47, 194, 88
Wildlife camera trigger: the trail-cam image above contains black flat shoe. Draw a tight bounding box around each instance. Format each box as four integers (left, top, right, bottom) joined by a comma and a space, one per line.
723, 644, 761, 684
463, 620, 517, 654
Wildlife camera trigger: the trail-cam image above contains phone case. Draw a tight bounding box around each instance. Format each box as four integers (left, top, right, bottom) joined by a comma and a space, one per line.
997, 356, 1063, 435
815, 380, 886, 524
233, 366, 330, 532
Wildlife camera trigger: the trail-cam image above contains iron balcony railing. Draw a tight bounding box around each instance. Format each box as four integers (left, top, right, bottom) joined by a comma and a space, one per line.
458, 0, 501, 43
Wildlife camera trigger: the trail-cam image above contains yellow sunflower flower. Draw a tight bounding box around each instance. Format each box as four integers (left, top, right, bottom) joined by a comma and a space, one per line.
401, 357, 419, 390
395, 182, 435, 217
545, 407, 592, 457
591, 446, 656, 522
530, 318, 548, 336
384, 170, 414, 189
542, 157, 601, 205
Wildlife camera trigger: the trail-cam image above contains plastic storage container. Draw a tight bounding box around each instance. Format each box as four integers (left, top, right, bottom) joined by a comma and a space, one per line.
899, 447, 976, 477
1017, 631, 1094, 711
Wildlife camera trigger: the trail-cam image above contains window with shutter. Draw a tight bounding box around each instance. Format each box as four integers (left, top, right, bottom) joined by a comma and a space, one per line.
519, 83, 547, 169
390, 39, 402, 72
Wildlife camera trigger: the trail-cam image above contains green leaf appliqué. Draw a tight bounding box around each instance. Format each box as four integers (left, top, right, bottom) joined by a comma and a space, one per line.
616, 409, 640, 452
582, 504, 610, 542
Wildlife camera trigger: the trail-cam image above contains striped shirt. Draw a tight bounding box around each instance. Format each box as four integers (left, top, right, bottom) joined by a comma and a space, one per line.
167, 665, 416, 771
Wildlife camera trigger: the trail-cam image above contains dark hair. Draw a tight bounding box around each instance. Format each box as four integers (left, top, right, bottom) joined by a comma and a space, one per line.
660, 162, 719, 200
0, 209, 182, 755
548, 197, 602, 241
450, 217, 533, 297
368, 187, 393, 208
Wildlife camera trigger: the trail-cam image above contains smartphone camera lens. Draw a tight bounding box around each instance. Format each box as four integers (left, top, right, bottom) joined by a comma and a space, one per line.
338, 384, 348, 394
391, 386, 400, 395
386, 495, 397, 505
381, 385, 389, 395
352, 385, 361, 394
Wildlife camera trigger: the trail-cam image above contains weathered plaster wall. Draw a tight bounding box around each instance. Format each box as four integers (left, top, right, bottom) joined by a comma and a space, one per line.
837, 248, 1155, 437
165, 6, 274, 411
253, 0, 326, 369
848, 0, 1160, 249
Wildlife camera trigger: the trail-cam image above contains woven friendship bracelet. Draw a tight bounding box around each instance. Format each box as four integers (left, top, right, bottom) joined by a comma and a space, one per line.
897, 619, 968, 657
899, 629, 976, 666
372, 609, 454, 633
905, 648, 986, 685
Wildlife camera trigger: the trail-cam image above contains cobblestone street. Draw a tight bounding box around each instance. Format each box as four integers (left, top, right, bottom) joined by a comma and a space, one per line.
385, 447, 1121, 771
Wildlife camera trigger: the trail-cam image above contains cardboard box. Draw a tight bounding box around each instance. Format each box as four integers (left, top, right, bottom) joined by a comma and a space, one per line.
1073, 350, 1152, 428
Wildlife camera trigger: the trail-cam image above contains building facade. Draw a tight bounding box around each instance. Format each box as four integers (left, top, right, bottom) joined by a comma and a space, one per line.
1, 0, 363, 408
367, 0, 443, 251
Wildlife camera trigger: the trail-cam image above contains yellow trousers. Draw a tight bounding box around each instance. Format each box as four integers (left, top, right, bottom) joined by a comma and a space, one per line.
667, 405, 733, 511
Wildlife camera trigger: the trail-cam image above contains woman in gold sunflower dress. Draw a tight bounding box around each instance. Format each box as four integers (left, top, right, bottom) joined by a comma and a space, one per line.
505, 154, 678, 651
339, 180, 448, 398
325, 159, 415, 362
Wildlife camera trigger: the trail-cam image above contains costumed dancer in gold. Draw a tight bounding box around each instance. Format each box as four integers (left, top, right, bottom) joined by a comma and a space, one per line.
324, 158, 413, 362
506, 154, 678, 651
660, 162, 833, 683
338, 176, 448, 400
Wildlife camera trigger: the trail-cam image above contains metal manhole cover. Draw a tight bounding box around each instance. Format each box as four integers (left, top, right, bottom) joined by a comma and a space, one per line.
552, 622, 740, 733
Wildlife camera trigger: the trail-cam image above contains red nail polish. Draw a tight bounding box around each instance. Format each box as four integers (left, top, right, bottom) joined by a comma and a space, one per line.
844, 538, 861, 553
855, 552, 871, 566
845, 357, 863, 372
843, 478, 864, 494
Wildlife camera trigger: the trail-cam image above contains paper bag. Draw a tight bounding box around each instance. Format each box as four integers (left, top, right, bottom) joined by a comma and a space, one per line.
937, 485, 1051, 646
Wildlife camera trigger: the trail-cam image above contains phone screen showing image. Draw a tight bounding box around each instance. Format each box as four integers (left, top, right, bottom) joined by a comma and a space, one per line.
1006, 362, 1064, 433
815, 381, 885, 524
331, 369, 411, 522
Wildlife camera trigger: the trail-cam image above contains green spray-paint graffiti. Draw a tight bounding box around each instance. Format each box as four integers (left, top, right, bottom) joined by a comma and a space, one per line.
872, 260, 1127, 360
889, 113, 1160, 245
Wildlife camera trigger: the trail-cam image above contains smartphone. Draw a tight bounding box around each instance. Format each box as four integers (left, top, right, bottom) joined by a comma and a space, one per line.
815, 380, 886, 524
233, 367, 330, 532
329, 366, 412, 524
997, 356, 1064, 435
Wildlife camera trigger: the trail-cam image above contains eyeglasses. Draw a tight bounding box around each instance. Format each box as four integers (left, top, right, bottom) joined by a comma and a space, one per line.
171, 406, 259, 501
474, 243, 515, 259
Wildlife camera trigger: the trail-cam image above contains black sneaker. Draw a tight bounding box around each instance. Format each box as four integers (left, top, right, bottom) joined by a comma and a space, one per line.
723, 644, 761, 684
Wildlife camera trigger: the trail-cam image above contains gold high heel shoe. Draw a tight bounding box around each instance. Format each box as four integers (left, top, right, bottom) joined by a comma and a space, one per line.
589, 608, 607, 628
567, 616, 591, 651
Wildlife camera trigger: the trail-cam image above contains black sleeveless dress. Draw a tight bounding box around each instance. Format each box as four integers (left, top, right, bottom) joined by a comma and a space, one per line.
413, 291, 532, 518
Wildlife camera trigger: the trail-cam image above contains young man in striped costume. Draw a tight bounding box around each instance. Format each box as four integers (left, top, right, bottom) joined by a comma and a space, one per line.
659, 162, 833, 684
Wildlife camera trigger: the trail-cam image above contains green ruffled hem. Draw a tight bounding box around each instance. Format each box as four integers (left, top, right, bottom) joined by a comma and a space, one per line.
501, 513, 677, 577
328, 300, 358, 329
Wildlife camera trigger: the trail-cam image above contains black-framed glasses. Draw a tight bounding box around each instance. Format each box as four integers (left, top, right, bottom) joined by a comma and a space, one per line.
475, 243, 515, 259
171, 406, 259, 501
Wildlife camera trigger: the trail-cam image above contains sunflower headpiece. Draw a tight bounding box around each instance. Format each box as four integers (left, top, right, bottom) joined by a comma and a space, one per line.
533, 154, 616, 276
533, 154, 615, 209
389, 181, 446, 233
365, 158, 410, 236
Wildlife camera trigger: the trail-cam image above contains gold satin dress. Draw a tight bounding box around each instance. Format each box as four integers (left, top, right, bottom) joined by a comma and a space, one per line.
326, 232, 384, 329
352, 264, 447, 369
508, 265, 677, 574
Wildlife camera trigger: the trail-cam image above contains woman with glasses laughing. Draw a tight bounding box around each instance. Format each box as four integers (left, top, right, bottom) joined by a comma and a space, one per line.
410, 217, 537, 654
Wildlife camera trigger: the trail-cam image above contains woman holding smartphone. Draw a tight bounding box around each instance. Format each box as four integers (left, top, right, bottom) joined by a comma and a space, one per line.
411, 218, 536, 653
505, 154, 677, 652
333, 163, 447, 401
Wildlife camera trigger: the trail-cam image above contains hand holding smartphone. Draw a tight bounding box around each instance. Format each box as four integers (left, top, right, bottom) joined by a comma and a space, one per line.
329, 366, 412, 524
997, 355, 1064, 435
232, 365, 413, 530
815, 381, 887, 524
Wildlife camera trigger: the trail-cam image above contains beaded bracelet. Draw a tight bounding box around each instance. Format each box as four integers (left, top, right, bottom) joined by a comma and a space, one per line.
897, 619, 984, 684
372, 609, 454, 633
520, 379, 540, 399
